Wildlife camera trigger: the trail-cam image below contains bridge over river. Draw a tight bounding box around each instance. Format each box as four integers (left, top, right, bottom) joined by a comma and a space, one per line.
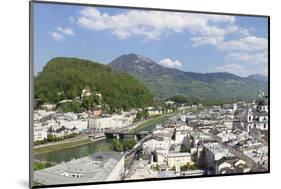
88, 117, 157, 140
104, 130, 152, 140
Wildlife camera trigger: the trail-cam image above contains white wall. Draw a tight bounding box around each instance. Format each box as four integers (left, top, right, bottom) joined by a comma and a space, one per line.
0, 0, 279, 189
105, 156, 125, 181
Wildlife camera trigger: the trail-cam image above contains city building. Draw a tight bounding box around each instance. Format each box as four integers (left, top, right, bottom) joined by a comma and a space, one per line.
246, 93, 268, 131
59, 119, 88, 131
48, 126, 80, 138
41, 103, 56, 111
88, 114, 134, 132
215, 156, 248, 174
167, 152, 193, 167
34, 152, 125, 185
142, 139, 171, 154
147, 109, 162, 117
33, 124, 47, 142
81, 89, 91, 98
126, 160, 158, 180
203, 142, 233, 171
174, 130, 187, 144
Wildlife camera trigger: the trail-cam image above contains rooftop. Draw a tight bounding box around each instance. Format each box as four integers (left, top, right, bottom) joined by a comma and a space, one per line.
34, 151, 124, 185
203, 142, 230, 155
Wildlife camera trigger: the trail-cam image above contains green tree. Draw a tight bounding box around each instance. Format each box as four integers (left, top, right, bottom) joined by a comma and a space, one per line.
112, 139, 123, 152
180, 145, 190, 153
35, 57, 154, 112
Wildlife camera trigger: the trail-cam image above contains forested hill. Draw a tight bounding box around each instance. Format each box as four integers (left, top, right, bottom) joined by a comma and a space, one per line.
34, 57, 153, 111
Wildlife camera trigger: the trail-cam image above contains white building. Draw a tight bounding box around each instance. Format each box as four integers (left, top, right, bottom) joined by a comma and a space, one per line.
126, 160, 158, 180
81, 89, 91, 98
152, 127, 174, 140
186, 131, 211, 149
34, 152, 124, 185
215, 156, 247, 174
165, 100, 175, 105
147, 109, 162, 117
233, 103, 238, 112
34, 110, 55, 121
167, 152, 193, 167
59, 119, 88, 131
34, 124, 48, 142
155, 149, 169, 163
143, 139, 171, 154
44, 119, 60, 130
217, 130, 237, 142
246, 95, 268, 131
40, 103, 56, 111
223, 120, 234, 129
88, 114, 133, 132
174, 131, 187, 144
203, 142, 233, 170
246, 110, 268, 131
49, 126, 80, 138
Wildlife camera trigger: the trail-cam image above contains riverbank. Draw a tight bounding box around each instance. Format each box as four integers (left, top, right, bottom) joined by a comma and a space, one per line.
34, 161, 53, 171
34, 111, 181, 155
132, 111, 182, 132
34, 136, 92, 155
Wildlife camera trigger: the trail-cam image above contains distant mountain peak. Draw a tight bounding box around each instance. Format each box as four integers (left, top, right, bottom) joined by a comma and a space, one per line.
108, 53, 162, 75
247, 73, 268, 82
108, 53, 268, 99
248, 73, 267, 77
112, 53, 154, 64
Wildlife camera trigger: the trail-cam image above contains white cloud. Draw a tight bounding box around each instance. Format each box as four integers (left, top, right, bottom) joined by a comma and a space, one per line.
219, 36, 267, 52
49, 27, 74, 41
74, 7, 267, 66
48, 31, 64, 41
192, 35, 267, 52
55, 27, 74, 36
191, 35, 224, 46
227, 51, 268, 64
76, 7, 236, 40
159, 58, 182, 69
216, 63, 268, 77
192, 35, 268, 64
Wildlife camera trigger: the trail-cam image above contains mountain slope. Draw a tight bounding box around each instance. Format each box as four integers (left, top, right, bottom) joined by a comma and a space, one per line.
35, 57, 153, 110
247, 74, 268, 82
109, 53, 268, 99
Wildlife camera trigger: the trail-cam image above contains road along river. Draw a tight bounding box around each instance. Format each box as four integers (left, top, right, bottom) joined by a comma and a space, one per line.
34, 117, 167, 163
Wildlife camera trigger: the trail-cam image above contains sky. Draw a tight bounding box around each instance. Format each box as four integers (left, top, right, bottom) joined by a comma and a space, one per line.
33, 2, 268, 77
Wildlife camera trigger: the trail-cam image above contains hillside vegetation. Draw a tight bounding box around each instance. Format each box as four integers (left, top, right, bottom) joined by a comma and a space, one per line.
35, 57, 153, 111
109, 53, 268, 100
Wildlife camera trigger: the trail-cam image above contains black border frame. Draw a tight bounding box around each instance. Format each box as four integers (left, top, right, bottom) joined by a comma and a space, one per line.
29, 0, 270, 188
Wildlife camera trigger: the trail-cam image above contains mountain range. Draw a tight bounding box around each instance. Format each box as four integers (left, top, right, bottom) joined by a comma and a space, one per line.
247, 74, 268, 82
109, 53, 268, 100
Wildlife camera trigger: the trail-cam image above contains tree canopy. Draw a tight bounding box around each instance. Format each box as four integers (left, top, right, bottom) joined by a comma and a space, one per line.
35, 57, 154, 111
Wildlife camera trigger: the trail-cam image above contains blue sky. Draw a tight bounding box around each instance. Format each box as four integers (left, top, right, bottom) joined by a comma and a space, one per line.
33, 2, 268, 77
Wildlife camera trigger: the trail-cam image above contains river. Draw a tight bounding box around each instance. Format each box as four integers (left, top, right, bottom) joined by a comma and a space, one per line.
34, 121, 161, 163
